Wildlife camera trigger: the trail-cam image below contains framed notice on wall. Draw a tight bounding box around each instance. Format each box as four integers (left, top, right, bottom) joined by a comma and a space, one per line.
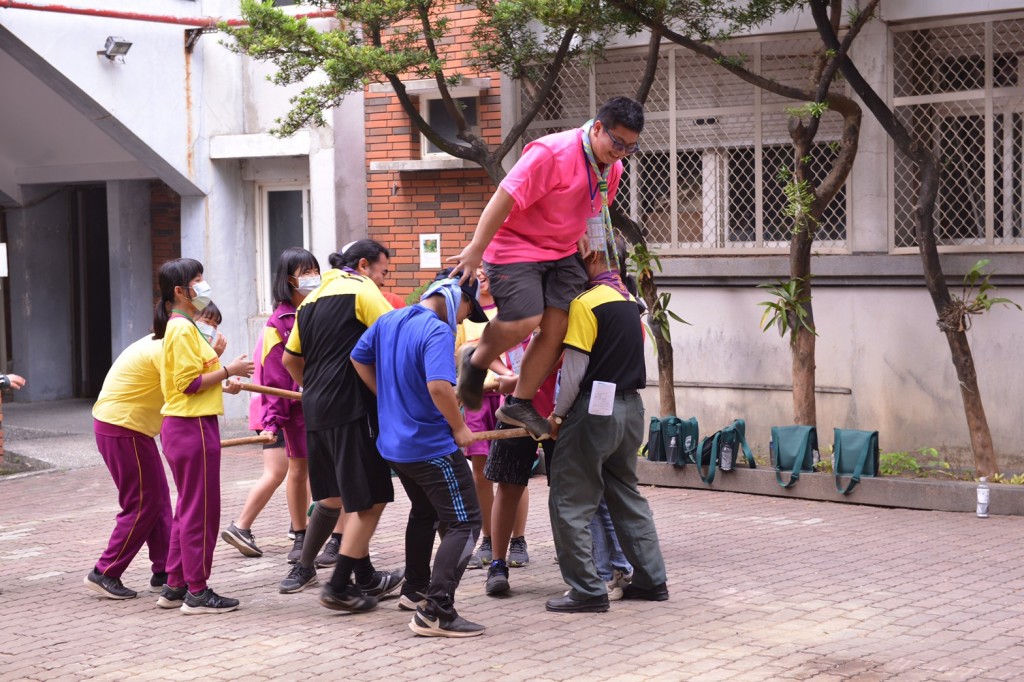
419, 234, 441, 270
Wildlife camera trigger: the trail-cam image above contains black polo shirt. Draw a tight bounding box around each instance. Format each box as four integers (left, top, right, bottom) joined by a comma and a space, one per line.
563, 283, 645, 393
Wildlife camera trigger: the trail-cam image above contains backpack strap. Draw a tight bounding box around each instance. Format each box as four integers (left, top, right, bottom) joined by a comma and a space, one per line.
696, 432, 719, 485
773, 426, 812, 489
732, 419, 756, 469
833, 428, 877, 495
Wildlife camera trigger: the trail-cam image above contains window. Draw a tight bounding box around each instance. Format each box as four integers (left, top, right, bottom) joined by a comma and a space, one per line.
520, 35, 849, 253
421, 96, 480, 157
257, 185, 310, 313
892, 15, 1024, 250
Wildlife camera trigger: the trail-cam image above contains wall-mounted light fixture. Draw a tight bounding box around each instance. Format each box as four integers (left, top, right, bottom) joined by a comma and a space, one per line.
98, 36, 132, 62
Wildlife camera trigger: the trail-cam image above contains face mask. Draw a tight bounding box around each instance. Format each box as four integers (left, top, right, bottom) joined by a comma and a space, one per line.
190, 280, 212, 311
196, 321, 216, 342
296, 275, 321, 295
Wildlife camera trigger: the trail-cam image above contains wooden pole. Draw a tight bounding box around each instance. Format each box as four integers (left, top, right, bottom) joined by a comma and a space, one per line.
221, 434, 277, 448
238, 384, 302, 401
467, 427, 533, 443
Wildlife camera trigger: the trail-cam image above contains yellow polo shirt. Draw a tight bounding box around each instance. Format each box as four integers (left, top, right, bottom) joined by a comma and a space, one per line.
92, 335, 165, 437
160, 316, 224, 418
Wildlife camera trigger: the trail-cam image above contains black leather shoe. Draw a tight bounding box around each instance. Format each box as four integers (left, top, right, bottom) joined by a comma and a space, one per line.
621, 582, 669, 601
545, 591, 610, 613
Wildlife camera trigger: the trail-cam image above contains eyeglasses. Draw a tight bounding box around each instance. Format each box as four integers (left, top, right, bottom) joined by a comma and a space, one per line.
603, 127, 640, 155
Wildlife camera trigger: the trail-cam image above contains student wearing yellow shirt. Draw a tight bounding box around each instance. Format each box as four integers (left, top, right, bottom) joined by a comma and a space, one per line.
84, 336, 172, 600
153, 258, 254, 614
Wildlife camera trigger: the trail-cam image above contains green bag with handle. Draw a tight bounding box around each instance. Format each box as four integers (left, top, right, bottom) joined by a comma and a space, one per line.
832, 428, 879, 494
770, 425, 818, 488
641, 416, 698, 467
695, 418, 757, 485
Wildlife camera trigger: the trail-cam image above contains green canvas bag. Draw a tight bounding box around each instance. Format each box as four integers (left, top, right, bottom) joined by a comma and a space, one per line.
695, 419, 756, 485
832, 428, 879, 494
641, 416, 698, 467
771, 425, 818, 489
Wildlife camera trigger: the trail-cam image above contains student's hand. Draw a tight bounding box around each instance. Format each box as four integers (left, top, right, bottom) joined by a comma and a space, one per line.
448, 244, 484, 285
6, 374, 26, 390
227, 354, 254, 379
547, 415, 562, 441
577, 236, 592, 261
222, 378, 244, 395
212, 332, 227, 357
258, 429, 277, 441
496, 374, 518, 395
453, 425, 474, 449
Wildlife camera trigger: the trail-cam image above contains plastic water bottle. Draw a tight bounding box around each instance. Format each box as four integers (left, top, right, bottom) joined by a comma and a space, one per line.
667, 436, 678, 463
977, 477, 990, 518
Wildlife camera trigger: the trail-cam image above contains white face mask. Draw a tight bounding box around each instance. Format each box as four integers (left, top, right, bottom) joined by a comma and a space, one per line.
196, 321, 216, 342
297, 275, 321, 295
190, 280, 212, 311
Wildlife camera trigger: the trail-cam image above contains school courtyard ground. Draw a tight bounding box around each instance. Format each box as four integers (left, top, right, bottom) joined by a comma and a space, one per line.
2, 400, 1024, 681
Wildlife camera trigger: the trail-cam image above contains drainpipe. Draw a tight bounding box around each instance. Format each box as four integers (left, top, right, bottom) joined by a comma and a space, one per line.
0, 1, 334, 27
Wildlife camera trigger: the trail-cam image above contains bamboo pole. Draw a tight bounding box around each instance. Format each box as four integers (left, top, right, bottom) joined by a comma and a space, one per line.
467, 427, 533, 443
239, 384, 302, 401
221, 434, 277, 448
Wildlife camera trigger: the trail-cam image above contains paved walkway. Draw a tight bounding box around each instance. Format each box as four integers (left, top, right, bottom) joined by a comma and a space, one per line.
3, 437, 1024, 680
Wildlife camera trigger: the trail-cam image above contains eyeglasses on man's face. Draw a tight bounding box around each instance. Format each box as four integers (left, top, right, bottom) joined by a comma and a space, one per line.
603, 127, 640, 155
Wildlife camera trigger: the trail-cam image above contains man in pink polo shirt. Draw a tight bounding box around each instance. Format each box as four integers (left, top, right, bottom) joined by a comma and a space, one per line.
450, 96, 645, 438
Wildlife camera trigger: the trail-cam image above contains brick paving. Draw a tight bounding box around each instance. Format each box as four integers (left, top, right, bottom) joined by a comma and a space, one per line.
2, 449, 1024, 681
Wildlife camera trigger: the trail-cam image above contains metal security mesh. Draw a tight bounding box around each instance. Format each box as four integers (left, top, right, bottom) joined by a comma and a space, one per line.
892, 16, 1024, 250
521, 35, 850, 253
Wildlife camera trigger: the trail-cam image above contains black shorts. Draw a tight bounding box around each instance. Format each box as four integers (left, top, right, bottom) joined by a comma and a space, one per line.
484, 422, 554, 487
307, 419, 394, 512
484, 255, 588, 321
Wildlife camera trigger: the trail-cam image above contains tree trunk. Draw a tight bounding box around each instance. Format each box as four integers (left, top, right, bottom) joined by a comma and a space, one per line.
637, 269, 677, 417
788, 125, 817, 427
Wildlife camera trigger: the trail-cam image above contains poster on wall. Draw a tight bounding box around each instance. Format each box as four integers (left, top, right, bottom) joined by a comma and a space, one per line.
419, 233, 441, 270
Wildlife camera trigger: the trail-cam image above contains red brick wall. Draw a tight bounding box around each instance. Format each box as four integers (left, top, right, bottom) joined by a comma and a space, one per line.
365, 5, 504, 301
150, 180, 181, 302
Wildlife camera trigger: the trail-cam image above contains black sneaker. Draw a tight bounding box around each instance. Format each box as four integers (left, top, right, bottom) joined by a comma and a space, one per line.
149, 572, 168, 593
221, 522, 263, 558
357, 567, 405, 599
156, 585, 187, 609
496, 399, 552, 440
466, 536, 492, 570
320, 583, 378, 613
83, 568, 137, 600
621, 582, 669, 601
287, 525, 296, 541
508, 536, 530, 567
279, 564, 318, 594
409, 605, 485, 638
485, 560, 510, 596
315, 536, 340, 568
180, 587, 239, 614
398, 590, 427, 611
286, 531, 305, 564
456, 347, 486, 410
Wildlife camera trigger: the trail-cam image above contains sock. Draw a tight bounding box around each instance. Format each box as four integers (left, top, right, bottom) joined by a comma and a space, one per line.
465, 350, 487, 381
505, 396, 532, 406
353, 555, 376, 585
330, 532, 342, 543
299, 501, 340, 568
328, 554, 356, 591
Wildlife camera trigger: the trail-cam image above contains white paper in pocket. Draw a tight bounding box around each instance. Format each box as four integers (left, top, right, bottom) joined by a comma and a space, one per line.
588, 381, 616, 416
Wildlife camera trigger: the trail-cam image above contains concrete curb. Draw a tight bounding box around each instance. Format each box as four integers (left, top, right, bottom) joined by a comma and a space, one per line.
637, 460, 1024, 516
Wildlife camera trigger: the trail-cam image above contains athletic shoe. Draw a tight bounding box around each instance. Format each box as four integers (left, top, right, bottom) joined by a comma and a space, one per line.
398, 591, 427, 611
456, 346, 485, 410
149, 572, 168, 593
409, 605, 485, 638
221, 522, 263, 558
508, 536, 530, 567
315, 536, 340, 568
485, 560, 510, 596
496, 399, 551, 440
180, 587, 239, 614
606, 569, 633, 601
287, 525, 296, 541
83, 568, 137, 600
621, 582, 669, 601
357, 567, 405, 599
320, 583, 378, 613
545, 591, 610, 613
156, 585, 187, 609
286, 531, 305, 564
467, 536, 492, 570
279, 564, 318, 594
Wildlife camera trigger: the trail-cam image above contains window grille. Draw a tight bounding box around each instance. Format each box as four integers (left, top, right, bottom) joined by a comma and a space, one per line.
891, 14, 1024, 251
520, 35, 849, 254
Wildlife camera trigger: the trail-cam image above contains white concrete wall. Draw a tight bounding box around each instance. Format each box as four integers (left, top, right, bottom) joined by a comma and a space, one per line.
106, 180, 153, 352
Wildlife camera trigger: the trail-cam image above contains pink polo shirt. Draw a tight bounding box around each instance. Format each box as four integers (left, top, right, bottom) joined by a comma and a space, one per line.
485, 128, 623, 265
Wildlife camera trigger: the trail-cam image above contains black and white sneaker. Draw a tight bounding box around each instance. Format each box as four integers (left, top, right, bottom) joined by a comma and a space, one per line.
156, 585, 187, 609
357, 567, 405, 599
398, 590, 428, 611
320, 583, 378, 613
496, 399, 551, 440
149, 572, 168, 593
180, 587, 239, 614
409, 605, 485, 638
84, 568, 137, 600
286, 531, 305, 564
279, 564, 317, 594
508, 536, 530, 567
315, 536, 340, 568
221, 522, 263, 558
